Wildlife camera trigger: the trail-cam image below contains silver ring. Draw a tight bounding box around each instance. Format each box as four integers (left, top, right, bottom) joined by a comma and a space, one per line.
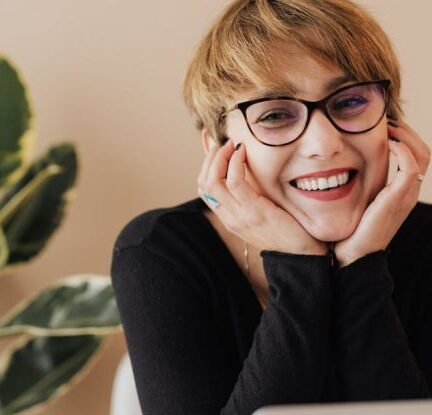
203, 193, 220, 209
417, 173, 425, 182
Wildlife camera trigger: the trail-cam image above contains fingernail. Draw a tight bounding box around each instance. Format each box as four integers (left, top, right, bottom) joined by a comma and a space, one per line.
389, 136, 400, 142
235, 142, 242, 151
387, 121, 398, 127
220, 136, 231, 146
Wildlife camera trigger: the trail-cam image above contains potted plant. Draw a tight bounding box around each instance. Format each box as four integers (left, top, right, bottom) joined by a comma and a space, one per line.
0, 54, 121, 415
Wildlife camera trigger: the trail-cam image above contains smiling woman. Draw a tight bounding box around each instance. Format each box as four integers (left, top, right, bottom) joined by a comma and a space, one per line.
209, 51, 393, 244
110, 0, 432, 414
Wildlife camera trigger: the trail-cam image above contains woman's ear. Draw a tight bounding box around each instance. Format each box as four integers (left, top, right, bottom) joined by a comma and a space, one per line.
201, 128, 218, 155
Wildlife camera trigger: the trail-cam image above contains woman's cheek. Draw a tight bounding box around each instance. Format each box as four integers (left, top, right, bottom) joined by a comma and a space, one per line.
245, 148, 286, 196
243, 167, 260, 194
244, 160, 268, 195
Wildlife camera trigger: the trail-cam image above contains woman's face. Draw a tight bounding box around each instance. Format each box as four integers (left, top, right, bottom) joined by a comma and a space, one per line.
223, 51, 390, 242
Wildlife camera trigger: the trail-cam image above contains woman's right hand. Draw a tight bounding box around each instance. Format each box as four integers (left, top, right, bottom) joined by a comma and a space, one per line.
197, 138, 329, 256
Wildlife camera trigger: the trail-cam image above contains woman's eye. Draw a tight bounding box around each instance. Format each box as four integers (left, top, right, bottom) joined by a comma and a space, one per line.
257, 111, 297, 126
332, 95, 369, 112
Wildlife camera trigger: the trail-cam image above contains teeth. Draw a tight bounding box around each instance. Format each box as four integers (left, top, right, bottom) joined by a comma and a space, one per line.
318, 177, 328, 190
295, 171, 350, 191
328, 176, 338, 187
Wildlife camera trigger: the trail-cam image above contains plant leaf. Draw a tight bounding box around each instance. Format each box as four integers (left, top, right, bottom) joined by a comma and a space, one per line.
0, 55, 35, 190
0, 226, 9, 269
0, 275, 122, 337
0, 335, 102, 415
0, 143, 78, 269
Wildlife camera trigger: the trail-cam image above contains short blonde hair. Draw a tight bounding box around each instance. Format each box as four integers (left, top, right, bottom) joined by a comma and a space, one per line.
182, 0, 402, 145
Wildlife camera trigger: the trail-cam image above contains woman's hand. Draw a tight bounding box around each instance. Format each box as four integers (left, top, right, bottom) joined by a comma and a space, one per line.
334, 119, 431, 267
197, 139, 329, 256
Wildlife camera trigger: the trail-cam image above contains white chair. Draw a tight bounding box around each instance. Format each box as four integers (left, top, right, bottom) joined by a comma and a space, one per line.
110, 353, 142, 415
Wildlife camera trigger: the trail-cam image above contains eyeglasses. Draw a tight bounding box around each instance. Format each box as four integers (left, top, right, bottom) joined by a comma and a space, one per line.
220, 79, 391, 147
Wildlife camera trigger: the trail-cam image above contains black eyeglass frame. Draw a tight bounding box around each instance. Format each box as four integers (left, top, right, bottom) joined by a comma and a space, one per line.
219, 79, 391, 147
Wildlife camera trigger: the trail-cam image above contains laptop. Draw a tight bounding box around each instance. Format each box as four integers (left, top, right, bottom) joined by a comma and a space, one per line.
253, 399, 432, 414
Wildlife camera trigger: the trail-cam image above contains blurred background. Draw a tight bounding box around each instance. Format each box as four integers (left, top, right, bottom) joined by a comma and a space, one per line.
0, 0, 431, 414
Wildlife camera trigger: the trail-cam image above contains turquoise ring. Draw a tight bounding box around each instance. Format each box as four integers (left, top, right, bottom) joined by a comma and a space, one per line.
203, 193, 220, 209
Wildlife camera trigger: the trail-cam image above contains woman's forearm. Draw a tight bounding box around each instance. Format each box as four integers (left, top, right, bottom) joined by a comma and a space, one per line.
335, 250, 430, 400
221, 250, 335, 413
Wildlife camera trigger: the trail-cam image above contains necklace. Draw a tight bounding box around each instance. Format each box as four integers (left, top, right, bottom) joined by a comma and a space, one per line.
243, 240, 268, 309
243, 240, 249, 277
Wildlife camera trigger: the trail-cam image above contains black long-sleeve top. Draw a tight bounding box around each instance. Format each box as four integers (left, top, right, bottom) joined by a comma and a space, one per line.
110, 197, 432, 414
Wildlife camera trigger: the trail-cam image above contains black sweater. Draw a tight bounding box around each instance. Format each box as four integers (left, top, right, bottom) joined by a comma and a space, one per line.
110, 197, 432, 414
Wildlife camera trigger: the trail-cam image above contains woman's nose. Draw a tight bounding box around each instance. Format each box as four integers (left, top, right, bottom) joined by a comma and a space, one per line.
298, 109, 345, 159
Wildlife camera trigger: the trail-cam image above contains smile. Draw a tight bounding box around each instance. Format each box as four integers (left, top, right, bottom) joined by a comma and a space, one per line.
292, 170, 357, 191
290, 170, 358, 201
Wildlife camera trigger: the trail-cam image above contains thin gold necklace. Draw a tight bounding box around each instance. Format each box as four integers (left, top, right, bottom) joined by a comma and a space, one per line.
243, 240, 268, 309
243, 240, 249, 277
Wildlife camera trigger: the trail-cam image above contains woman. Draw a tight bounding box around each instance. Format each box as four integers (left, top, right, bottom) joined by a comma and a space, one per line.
111, 0, 432, 413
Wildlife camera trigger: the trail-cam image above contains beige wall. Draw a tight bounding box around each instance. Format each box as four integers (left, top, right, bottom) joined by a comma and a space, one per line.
0, 1, 430, 414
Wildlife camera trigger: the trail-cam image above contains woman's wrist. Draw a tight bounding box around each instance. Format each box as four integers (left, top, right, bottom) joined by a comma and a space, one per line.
303, 246, 331, 256
262, 244, 330, 257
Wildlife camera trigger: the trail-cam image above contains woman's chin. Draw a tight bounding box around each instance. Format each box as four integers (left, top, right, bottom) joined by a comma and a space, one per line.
302, 217, 359, 242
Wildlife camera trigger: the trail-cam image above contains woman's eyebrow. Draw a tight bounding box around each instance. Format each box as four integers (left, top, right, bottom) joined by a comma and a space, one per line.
324, 74, 356, 92
255, 74, 356, 100
288, 74, 356, 95
255, 87, 299, 100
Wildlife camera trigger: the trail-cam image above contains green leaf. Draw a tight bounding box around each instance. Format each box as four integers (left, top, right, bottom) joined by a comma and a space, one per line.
0, 335, 102, 415
0, 143, 78, 269
0, 275, 122, 337
0, 226, 9, 268
0, 55, 35, 189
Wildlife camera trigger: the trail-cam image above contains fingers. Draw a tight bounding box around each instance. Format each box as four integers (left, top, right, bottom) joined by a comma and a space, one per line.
388, 138, 420, 185
197, 137, 269, 240
388, 119, 431, 175
197, 138, 244, 217
226, 143, 261, 204
386, 139, 423, 210
200, 138, 262, 207
206, 139, 235, 190
197, 140, 238, 219
203, 139, 241, 215
197, 141, 219, 194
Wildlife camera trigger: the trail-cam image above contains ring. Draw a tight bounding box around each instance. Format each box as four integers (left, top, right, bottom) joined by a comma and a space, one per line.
203, 193, 220, 209
417, 173, 425, 182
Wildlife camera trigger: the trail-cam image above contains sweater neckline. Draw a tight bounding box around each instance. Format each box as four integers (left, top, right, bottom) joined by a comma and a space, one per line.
187, 197, 265, 315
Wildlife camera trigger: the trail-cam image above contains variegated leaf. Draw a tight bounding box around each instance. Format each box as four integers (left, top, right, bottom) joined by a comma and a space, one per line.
0, 335, 102, 414
0, 275, 122, 337
0, 143, 78, 270
0, 55, 35, 189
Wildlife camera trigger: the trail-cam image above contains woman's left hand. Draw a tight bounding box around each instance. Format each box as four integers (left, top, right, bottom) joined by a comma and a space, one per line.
334, 119, 431, 267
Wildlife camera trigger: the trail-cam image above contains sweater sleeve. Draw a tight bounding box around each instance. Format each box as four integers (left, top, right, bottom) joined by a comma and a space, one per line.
334, 249, 431, 400
223, 250, 334, 413
110, 243, 334, 415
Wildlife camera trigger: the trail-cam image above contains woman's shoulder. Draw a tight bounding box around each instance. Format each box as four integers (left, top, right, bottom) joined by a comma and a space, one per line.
112, 197, 209, 254
110, 198, 224, 301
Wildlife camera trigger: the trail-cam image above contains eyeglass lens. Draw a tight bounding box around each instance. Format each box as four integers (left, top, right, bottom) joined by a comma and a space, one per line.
245, 83, 387, 145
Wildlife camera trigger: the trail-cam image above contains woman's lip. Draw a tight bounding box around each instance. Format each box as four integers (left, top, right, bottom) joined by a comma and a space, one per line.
291, 171, 358, 201
292, 167, 357, 181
